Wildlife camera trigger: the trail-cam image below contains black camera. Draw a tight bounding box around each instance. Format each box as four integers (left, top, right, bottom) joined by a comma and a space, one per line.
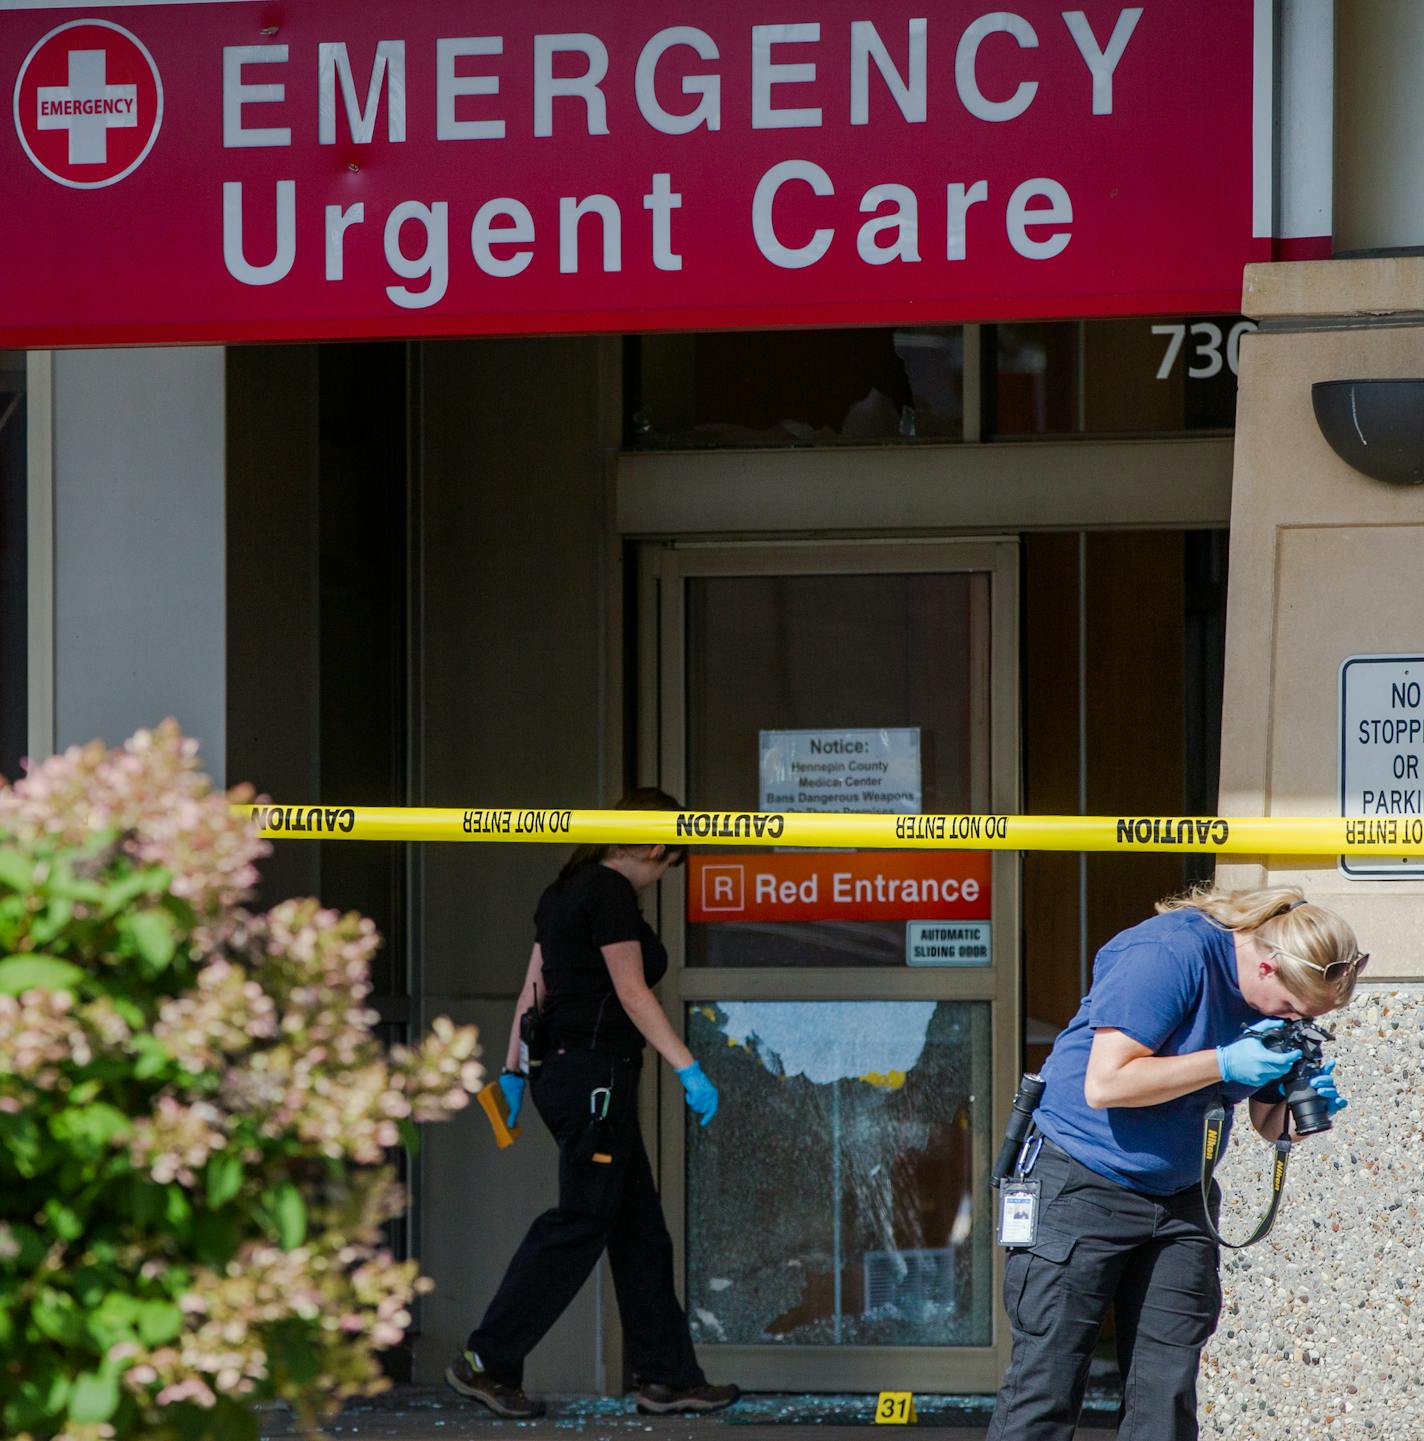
1258, 1019, 1334, 1135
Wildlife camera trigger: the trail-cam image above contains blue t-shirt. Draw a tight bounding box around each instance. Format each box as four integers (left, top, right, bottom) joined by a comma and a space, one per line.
1033, 908, 1263, 1195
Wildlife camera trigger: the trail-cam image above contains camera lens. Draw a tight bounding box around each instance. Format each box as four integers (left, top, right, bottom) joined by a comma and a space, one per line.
1286, 1083, 1333, 1136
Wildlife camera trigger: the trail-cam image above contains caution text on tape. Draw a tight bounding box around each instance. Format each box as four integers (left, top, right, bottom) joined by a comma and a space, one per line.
240, 805, 1424, 856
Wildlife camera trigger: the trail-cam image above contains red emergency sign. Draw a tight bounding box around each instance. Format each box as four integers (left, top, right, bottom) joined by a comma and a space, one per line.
0, 1, 1270, 347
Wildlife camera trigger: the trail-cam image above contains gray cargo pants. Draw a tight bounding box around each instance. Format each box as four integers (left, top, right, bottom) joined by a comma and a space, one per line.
986, 1137, 1222, 1441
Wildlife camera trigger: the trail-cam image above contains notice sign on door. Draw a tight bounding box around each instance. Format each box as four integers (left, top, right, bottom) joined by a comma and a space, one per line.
688, 851, 990, 924
760, 728, 921, 813
1340, 654, 1424, 878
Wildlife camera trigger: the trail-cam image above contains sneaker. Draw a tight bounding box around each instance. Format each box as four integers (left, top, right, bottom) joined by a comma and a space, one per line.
634, 1381, 741, 1415
444, 1349, 547, 1419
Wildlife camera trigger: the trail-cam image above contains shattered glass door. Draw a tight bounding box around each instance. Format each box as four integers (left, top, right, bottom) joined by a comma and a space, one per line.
656, 544, 1017, 1387
685, 1000, 993, 1347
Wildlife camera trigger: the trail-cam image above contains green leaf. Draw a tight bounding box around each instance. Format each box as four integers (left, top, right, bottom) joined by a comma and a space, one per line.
206, 1151, 243, 1209
68, 1265, 111, 1308
269, 1319, 321, 1386
120, 908, 178, 974
163, 1183, 193, 1232
68, 1368, 120, 1424
0, 848, 33, 894
132, 1034, 174, 1080
114, 1178, 164, 1228
268, 1182, 307, 1250
50, 1102, 131, 1154
87, 1290, 142, 1350
4, 1361, 71, 1431
0, 894, 28, 950
192, 1209, 240, 1268
98, 866, 171, 919
42, 1196, 85, 1242
0, 953, 85, 996
1, 1222, 45, 1269
40, 860, 105, 906
0, 1112, 51, 1179
172, 1397, 260, 1441
136, 1297, 183, 1346
31, 1286, 86, 1345
29, 897, 74, 947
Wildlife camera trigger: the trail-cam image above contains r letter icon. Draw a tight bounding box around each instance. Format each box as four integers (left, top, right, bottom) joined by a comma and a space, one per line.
700, 864, 745, 914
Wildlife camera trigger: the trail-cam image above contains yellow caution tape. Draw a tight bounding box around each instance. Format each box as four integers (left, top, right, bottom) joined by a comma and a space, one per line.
239, 804, 1424, 855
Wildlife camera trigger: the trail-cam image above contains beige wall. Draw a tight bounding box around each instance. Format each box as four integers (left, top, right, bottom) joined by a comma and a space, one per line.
1218, 259, 1424, 974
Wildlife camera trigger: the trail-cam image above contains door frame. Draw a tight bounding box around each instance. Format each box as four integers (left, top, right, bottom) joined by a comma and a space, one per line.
638, 537, 1021, 1393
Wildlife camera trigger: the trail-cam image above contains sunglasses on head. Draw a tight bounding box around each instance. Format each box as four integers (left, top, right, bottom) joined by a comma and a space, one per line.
1269, 945, 1370, 983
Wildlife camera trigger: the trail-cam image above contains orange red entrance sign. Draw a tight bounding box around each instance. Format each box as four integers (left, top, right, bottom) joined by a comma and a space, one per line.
687, 850, 991, 924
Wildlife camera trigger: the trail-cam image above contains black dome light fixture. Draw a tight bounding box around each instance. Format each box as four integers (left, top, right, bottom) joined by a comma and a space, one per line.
1311, 379, 1424, 486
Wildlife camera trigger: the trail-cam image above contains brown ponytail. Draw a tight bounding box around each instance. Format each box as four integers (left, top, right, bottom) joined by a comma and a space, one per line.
555, 785, 684, 885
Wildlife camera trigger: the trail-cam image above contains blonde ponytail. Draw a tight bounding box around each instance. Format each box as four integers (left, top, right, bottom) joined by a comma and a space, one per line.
1158, 883, 1363, 1010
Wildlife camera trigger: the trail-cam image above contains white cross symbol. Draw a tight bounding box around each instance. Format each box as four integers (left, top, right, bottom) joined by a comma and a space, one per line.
36, 49, 137, 165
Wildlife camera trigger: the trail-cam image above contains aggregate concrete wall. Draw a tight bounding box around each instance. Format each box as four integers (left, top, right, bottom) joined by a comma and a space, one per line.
1202, 988, 1424, 1439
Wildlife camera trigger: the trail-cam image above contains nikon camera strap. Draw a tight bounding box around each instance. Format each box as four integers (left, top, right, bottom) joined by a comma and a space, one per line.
1200, 1100, 1293, 1249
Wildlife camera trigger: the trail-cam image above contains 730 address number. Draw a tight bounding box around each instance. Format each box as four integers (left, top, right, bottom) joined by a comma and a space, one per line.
1151, 321, 1258, 381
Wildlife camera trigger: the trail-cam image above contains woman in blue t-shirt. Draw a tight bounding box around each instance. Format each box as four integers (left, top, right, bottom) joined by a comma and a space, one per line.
446, 788, 739, 1421
987, 885, 1365, 1441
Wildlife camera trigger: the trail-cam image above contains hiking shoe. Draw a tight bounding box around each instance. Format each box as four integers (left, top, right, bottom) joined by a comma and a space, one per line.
635, 1381, 741, 1415
444, 1349, 546, 1419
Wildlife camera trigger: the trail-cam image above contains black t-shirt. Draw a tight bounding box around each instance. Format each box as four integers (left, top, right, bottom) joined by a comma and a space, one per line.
535, 861, 668, 1052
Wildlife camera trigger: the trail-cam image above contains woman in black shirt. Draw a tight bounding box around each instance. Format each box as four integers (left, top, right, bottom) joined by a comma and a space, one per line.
446, 788, 738, 1419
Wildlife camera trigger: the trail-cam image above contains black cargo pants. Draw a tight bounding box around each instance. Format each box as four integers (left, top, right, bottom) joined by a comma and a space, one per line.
987, 1138, 1222, 1441
466, 1046, 705, 1391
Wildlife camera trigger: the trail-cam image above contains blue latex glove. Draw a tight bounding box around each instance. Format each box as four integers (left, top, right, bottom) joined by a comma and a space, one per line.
498, 1071, 526, 1128
1217, 1018, 1300, 1088
676, 1061, 719, 1127
1307, 1058, 1348, 1116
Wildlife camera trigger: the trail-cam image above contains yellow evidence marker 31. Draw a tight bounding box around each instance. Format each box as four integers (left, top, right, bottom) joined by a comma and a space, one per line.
875, 1393, 918, 1424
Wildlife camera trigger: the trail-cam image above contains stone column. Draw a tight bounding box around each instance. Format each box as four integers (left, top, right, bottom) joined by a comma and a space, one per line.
1204, 260, 1424, 1436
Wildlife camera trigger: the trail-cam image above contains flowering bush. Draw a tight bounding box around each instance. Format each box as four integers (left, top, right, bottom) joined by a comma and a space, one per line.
0, 723, 483, 1441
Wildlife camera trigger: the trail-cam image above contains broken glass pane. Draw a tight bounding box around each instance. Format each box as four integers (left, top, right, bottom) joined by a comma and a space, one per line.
685, 1000, 993, 1347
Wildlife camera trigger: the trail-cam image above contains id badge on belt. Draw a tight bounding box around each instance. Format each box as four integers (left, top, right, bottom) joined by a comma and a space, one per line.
997, 1131, 1045, 1248
997, 1179, 1040, 1247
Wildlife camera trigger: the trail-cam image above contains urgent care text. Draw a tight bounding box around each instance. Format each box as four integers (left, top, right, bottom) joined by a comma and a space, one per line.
224, 13, 1145, 304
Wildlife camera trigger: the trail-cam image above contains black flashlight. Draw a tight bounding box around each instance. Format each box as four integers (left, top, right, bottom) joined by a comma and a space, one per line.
991, 1072, 1047, 1187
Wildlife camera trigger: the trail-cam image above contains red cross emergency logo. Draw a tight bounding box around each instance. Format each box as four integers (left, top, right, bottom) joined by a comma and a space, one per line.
13, 19, 162, 188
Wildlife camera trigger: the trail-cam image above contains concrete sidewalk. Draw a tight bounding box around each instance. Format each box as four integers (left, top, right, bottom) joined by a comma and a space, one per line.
256, 1389, 1117, 1440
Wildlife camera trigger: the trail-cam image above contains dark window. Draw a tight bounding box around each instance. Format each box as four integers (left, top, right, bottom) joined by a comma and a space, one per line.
988, 318, 1251, 437
627, 328, 964, 448
315, 344, 410, 1004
